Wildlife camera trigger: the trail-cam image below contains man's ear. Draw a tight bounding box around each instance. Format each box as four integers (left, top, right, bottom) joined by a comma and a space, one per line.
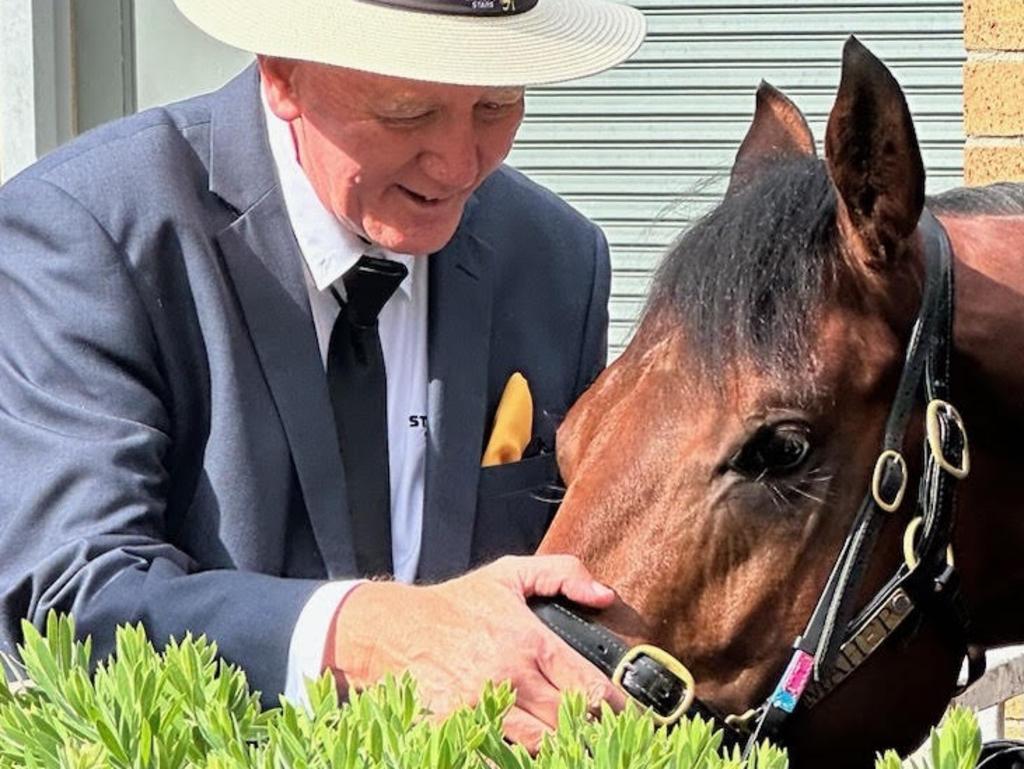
257, 56, 302, 121
727, 81, 816, 197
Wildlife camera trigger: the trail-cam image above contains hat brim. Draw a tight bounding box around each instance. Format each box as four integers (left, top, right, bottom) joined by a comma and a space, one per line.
173, 0, 645, 86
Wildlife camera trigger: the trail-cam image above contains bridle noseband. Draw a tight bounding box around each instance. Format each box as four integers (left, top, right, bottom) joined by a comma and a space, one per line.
532, 210, 979, 753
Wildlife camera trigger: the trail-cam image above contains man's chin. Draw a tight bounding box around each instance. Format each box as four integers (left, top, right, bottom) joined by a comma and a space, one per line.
366, 224, 461, 256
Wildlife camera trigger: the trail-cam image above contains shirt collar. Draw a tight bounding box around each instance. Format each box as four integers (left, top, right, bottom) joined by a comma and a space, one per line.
260, 79, 417, 298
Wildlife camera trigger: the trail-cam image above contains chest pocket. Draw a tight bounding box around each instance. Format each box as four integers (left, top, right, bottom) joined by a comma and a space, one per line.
470, 452, 561, 566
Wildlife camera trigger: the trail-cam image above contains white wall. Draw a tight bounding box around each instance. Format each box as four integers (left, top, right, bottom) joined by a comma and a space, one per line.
132, 0, 250, 110
0, 0, 73, 182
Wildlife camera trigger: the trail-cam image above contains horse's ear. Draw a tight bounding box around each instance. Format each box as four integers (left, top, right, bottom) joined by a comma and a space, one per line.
727, 82, 816, 196
825, 37, 925, 266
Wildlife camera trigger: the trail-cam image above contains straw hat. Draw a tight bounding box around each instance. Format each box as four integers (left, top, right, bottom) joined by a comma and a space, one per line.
172, 0, 646, 86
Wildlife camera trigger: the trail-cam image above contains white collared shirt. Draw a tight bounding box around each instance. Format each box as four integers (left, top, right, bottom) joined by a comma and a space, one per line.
259, 84, 429, 702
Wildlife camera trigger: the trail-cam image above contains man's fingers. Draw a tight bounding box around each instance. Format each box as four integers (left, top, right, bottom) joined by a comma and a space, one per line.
534, 629, 627, 713
503, 706, 550, 755
498, 555, 616, 610
510, 666, 564, 730
556, 574, 616, 609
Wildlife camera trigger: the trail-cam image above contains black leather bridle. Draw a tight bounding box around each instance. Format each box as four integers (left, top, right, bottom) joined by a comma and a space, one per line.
532, 210, 980, 754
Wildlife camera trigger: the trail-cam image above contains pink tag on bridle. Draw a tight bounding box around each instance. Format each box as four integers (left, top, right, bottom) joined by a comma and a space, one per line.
782, 650, 814, 696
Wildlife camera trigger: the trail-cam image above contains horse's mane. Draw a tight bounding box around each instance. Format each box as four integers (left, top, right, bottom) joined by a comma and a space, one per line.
647, 156, 841, 375
648, 168, 1024, 375
927, 182, 1024, 216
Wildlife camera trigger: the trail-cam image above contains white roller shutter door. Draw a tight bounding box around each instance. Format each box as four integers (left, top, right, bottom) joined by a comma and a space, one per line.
508, 1, 965, 357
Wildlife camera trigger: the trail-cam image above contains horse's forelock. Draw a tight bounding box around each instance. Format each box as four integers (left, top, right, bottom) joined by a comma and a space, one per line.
646, 157, 844, 378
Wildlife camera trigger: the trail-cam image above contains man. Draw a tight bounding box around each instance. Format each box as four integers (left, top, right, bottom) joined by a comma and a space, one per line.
0, 0, 644, 748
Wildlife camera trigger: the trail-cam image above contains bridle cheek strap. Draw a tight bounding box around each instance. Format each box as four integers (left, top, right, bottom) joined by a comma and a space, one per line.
743, 210, 976, 753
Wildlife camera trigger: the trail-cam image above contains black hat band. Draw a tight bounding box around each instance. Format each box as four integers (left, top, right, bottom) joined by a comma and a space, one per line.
355, 0, 538, 16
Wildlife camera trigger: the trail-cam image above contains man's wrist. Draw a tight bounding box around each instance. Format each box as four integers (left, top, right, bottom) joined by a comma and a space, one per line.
328, 580, 417, 688
285, 580, 364, 705
322, 581, 369, 699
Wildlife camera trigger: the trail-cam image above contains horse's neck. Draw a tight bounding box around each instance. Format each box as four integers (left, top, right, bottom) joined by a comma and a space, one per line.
942, 210, 1023, 515
941, 213, 1024, 427
938, 212, 1024, 645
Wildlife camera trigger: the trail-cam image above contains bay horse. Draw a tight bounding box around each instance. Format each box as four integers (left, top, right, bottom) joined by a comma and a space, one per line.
538, 38, 1024, 768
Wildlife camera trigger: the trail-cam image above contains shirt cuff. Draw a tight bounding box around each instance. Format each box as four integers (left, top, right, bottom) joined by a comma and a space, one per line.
284, 580, 363, 706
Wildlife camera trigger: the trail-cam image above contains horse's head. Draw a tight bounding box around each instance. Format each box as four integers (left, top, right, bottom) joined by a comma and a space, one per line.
541, 39, 967, 765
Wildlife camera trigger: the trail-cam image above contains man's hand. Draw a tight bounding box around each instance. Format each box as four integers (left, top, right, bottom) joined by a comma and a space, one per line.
327, 555, 627, 751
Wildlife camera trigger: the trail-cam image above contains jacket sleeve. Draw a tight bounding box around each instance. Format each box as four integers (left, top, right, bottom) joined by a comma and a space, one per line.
572, 224, 612, 398
0, 177, 320, 708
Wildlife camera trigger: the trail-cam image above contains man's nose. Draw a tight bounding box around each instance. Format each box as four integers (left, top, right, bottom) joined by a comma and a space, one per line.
419, 119, 481, 190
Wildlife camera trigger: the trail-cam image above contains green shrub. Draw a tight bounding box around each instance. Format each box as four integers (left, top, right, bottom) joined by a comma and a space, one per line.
0, 613, 983, 769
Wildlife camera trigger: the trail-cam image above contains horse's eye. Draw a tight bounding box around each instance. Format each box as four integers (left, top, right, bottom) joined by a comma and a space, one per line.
730, 424, 810, 477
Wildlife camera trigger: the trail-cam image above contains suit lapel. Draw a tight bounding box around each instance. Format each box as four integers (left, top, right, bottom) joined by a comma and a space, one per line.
209, 66, 356, 577
417, 224, 494, 582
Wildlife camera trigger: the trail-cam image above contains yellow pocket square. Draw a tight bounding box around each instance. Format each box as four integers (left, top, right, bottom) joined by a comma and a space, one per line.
482, 372, 533, 467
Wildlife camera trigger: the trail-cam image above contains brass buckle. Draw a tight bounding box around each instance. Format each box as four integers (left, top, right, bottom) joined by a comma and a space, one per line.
902, 516, 955, 571
724, 708, 759, 735
871, 450, 908, 513
611, 644, 695, 727
925, 400, 970, 479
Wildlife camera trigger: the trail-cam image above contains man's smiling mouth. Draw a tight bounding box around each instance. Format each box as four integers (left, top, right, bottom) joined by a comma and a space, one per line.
398, 185, 447, 206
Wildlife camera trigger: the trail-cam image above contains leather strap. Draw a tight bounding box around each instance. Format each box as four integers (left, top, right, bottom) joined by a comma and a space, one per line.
530, 598, 743, 747
978, 741, 1024, 769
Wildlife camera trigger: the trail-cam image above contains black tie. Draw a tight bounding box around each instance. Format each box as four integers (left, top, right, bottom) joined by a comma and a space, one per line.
327, 255, 409, 576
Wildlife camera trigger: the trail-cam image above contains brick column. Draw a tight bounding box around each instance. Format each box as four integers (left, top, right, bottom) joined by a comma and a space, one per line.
964, 0, 1024, 185
1007, 695, 1024, 739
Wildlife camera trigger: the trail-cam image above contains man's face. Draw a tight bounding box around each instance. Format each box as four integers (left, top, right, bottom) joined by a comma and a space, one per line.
260, 58, 525, 255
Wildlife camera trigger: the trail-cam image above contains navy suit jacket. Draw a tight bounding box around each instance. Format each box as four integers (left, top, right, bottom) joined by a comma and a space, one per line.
0, 67, 609, 705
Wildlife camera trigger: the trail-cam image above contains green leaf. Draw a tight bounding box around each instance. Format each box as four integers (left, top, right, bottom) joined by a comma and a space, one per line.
139, 714, 153, 768
95, 716, 131, 767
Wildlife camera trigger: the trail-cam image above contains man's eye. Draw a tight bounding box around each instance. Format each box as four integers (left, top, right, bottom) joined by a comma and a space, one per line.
478, 101, 518, 116
381, 111, 432, 126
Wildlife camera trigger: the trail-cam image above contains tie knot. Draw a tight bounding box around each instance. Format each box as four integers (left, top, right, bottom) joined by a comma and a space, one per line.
341, 255, 409, 326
